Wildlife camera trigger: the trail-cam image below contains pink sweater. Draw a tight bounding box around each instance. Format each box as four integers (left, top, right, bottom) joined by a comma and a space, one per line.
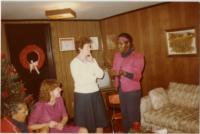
112, 51, 144, 92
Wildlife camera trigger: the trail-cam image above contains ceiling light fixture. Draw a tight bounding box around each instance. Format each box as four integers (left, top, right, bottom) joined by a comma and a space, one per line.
45, 8, 76, 19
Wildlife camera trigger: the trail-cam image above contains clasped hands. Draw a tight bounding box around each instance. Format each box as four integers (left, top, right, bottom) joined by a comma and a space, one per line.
48, 121, 64, 130
111, 70, 126, 77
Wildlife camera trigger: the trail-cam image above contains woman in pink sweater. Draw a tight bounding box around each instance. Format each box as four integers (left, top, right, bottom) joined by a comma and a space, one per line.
112, 33, 144, 132
28, 79, 87, 133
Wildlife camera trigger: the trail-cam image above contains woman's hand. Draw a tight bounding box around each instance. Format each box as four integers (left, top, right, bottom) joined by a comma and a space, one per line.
111, 70, 120, 77
111, 70, 119, 78
119, 70, 126, 76
55, 122, 64, 130
28, 121, 56, 132
111, 70, 126, 78
48, 121, 58, 128
55, 115, 68, 130
87, 53, 94, 62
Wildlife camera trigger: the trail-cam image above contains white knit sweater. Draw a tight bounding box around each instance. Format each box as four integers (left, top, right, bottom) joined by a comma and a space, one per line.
70, 57, 104, 93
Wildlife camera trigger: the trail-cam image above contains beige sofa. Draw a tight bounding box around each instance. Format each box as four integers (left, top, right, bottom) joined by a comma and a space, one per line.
140, 82, 199, 133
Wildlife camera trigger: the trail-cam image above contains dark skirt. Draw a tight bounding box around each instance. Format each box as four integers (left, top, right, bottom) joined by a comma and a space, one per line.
119, 89, 141, 132
74, 91, 108, 132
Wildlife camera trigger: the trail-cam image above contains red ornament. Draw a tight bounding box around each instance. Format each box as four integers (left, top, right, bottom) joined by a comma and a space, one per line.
19, 44, 45, 70
2, 90, 9, 98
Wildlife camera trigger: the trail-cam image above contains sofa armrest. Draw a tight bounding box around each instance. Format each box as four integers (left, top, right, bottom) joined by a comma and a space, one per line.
140, 96, 153, 113
140, 96, 153, 126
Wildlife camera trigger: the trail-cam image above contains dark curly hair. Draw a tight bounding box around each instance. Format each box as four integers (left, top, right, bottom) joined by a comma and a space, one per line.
8, 100, 26, 115
4, 96, 26, 116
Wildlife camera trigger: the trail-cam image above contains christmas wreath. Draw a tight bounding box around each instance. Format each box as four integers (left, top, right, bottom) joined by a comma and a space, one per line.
19, 44, 45, 70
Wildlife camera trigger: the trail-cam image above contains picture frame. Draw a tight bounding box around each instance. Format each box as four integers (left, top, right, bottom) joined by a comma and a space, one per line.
165, 28, 197, 55
90, 36, 99, 50
106, 34, 117, 50
59, 37, 75, 51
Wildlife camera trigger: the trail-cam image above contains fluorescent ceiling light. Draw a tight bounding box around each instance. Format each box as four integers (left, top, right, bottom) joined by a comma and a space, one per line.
45, 8, 76, 19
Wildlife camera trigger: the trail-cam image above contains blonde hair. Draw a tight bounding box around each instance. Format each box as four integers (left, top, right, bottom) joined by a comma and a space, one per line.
39, 79, 60, 102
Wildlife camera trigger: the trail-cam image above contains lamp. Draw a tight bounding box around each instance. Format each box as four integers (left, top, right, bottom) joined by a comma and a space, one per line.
45, 8, 76, 19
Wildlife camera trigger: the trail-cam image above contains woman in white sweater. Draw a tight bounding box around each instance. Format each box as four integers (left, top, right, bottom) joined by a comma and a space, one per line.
70, 37, 107, 133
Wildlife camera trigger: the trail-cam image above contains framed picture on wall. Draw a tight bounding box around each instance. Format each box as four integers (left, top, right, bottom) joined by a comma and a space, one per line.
59, 37, 75, 51
90, 36, 99, 50
106, 34, 117, 50
165, 28, 197, 55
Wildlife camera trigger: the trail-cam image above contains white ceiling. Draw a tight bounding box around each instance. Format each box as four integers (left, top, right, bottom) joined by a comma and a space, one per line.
2, 1, 161, 20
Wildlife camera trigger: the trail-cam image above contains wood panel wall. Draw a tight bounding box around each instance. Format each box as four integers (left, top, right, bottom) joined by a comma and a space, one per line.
100, 2, 199, 96
2, 2, 199, 117
1, 21, 104, 117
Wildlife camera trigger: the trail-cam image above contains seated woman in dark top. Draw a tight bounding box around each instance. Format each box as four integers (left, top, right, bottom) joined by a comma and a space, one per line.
1, 100, 29, 133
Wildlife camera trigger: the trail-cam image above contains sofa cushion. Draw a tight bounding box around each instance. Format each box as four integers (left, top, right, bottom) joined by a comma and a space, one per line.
143, 104, 198, 133
149, 88, 169, 110
168, 82, 200, 109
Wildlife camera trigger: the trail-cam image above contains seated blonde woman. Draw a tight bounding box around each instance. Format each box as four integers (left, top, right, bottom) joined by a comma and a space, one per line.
28, 79, 87, 133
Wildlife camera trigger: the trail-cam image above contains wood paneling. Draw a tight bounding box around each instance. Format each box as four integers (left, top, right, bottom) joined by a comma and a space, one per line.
2, 21, 103, 117
1, 23, 10, 60
2, 2, 199, 117
100, 2, 199, 96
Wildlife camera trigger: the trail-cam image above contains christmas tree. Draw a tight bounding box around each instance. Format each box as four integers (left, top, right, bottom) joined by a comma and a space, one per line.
1, 54, 33, 117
